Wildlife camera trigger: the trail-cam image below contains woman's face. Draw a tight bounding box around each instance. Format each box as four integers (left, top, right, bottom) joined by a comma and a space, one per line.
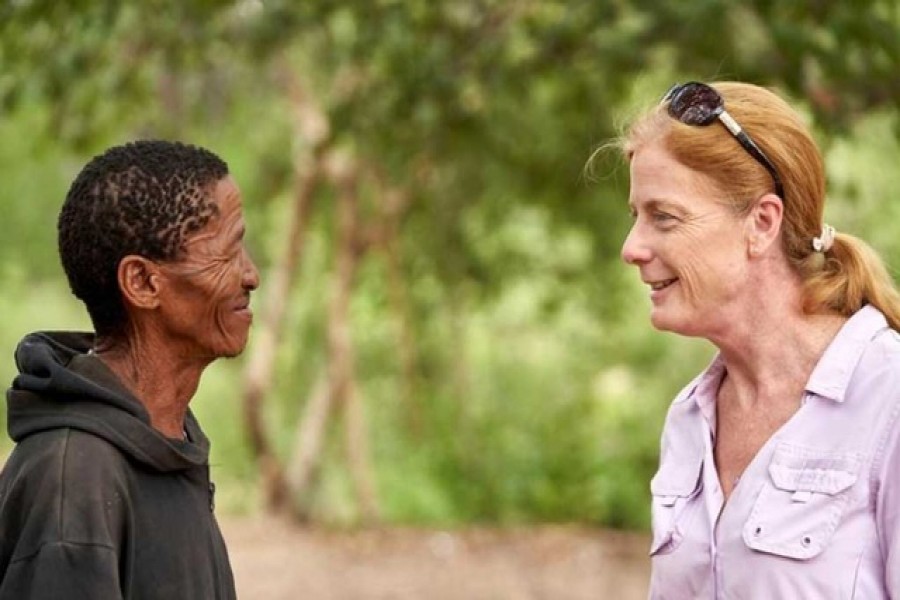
621, 142, 751, 338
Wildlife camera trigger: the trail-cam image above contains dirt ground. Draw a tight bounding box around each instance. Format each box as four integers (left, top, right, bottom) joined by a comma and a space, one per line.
221, 516, 651, 600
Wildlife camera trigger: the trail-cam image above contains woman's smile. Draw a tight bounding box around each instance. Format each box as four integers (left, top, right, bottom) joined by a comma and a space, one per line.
648, 278, 678, 302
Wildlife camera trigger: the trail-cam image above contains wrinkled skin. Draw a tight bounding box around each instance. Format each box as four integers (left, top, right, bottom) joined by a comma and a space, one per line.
156, 175, 260, 361
621, 142, 754, 340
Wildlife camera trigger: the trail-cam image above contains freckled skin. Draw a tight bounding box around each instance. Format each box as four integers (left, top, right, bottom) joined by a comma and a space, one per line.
621, 143, 753, 338
156, 176, 260, 360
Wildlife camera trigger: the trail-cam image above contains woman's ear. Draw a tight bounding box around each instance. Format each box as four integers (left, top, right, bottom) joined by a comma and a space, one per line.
117, 255, 162, 310
746, 192, 784, 257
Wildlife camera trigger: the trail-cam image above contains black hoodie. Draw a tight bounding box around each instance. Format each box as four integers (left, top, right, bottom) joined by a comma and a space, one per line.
0, 332, 236, 599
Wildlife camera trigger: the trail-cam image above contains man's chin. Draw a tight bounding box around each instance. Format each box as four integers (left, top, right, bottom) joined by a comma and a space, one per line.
219, 342, 248, 360
212, 333, 249, 360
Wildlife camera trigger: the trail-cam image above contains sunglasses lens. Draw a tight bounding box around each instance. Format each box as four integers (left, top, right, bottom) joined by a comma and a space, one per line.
661, 81, 785, 202
667, 83, 723, 125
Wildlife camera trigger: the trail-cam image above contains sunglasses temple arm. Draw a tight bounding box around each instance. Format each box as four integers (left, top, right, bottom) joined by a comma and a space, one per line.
717, 111, 743, 136
717, 111, 785, 199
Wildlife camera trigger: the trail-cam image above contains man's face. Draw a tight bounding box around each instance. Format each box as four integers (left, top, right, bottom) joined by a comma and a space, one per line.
155, 175, 260, 360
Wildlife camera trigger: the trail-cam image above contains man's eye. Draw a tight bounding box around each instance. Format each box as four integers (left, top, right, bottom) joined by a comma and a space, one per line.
653, 211, 675, 223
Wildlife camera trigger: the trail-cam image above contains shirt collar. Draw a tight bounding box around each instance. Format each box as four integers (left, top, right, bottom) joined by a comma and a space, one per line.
683, 354, 726, 431
806, 304, 889, 402
682, 304, 890, 420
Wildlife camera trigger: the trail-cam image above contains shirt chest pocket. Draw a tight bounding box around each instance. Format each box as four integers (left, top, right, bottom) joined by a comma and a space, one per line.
743, 443, 862, 560
649, 455, 703, 556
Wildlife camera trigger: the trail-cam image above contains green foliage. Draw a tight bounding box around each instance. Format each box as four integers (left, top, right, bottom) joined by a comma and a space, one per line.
0, 277, 91, 445
826, 111, 900, 266
1, 0, 899, 530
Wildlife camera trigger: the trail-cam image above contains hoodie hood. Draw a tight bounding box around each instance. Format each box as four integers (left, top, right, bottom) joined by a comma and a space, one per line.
7, 331, 210, 472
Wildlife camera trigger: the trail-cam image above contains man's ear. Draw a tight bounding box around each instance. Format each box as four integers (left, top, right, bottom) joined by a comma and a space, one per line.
746, 192, 784, 257
117, 255, 162, 310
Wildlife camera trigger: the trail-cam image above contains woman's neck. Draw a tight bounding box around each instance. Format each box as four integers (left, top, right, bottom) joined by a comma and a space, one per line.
713, 310, 847, 408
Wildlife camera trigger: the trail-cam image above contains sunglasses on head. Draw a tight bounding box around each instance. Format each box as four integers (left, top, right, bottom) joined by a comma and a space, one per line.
662, 82, 785, 202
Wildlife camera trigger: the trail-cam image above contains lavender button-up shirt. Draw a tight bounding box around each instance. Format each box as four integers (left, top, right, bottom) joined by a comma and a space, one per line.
648, 305, 900, 598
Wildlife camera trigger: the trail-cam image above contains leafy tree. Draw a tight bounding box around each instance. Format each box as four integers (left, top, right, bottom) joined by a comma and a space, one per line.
1, 0, 898, 526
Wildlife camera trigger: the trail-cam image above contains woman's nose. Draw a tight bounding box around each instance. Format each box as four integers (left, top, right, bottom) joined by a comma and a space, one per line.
621, 224, 651, 265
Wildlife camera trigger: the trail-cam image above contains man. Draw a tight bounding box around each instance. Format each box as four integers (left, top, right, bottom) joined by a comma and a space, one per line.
0, 140, 259, 599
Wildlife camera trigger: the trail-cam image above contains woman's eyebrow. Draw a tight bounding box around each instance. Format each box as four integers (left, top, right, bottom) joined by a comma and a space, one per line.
631, 198, 680, 213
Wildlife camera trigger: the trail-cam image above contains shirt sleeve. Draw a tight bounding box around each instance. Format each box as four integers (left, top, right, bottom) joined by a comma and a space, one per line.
0, 541, 123, 600
876, 401, 900, 595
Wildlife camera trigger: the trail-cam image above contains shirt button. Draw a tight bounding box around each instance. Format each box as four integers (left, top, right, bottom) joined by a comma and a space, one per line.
754, 526, 762, 536
802, 536, 812, 547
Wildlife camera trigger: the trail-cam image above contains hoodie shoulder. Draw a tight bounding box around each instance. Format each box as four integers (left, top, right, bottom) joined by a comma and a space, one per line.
6, 332, 210, 472
0, 428, 130, 562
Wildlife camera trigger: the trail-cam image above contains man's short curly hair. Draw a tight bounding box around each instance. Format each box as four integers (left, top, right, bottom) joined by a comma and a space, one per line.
58, 140, 229, 337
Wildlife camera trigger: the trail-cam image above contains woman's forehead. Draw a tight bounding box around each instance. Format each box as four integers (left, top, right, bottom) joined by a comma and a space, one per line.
630, 145, 702, 197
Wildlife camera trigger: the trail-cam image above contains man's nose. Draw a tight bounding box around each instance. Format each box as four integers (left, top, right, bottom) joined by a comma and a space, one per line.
242, 248, 260, 291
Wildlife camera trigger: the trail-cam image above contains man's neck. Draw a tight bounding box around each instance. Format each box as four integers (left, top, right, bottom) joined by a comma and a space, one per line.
94, 336, 208, 439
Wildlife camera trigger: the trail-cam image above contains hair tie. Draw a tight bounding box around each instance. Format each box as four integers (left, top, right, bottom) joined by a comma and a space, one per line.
812, 224, 836, 253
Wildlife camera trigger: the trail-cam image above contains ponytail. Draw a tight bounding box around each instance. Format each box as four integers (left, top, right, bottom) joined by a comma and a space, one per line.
799, 234, 900, 330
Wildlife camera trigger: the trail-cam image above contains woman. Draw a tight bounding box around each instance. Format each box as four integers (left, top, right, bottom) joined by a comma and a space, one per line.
620, 81, 900, 597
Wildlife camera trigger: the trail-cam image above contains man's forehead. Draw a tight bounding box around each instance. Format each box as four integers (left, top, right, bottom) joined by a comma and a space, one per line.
184, 206, 244, 245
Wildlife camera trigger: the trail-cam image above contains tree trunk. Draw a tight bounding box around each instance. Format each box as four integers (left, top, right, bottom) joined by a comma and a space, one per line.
284, 373, 332, 519
328, 151, 380, 523
377, 187, 422, 436
344, 380, 379, 523
281, 150, 381, 523
242, 153, 323, 510
241, 71, 331, 512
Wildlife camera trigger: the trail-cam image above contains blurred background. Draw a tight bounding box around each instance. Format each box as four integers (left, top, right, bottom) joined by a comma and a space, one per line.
2, 1, 899, 597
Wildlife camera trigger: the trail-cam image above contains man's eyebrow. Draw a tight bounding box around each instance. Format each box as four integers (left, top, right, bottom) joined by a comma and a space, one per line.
227, 225, 246, 247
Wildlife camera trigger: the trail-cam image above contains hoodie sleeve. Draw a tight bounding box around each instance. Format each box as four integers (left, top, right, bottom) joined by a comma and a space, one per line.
0, 541, 122, 600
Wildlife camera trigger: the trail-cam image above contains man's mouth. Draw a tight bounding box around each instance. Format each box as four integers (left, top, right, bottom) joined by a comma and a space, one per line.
234, 295, 251, 311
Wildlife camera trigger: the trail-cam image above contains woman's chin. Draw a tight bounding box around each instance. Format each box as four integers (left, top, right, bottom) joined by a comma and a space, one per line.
649, 310, 675, 332
649, 310, 693, 336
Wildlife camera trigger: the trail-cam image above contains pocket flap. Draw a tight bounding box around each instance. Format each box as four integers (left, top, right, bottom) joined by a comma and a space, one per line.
648, 454, 703, 556
649, 525, 682, 556
767, 443, 861, 495
743, 443, 862, 559
650, 454, 703, 499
